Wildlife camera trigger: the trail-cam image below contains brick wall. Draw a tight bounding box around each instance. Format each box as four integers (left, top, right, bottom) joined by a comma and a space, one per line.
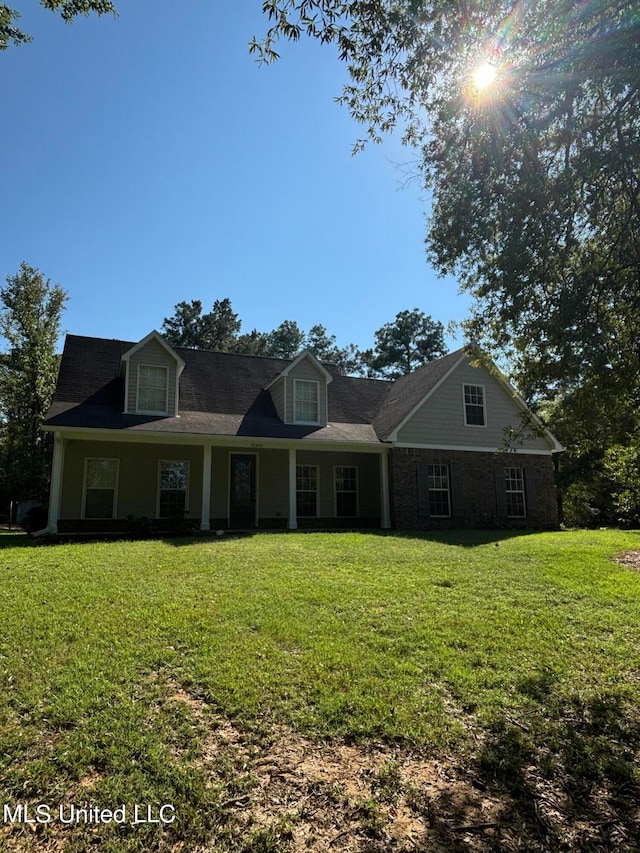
389, 448, 558, 530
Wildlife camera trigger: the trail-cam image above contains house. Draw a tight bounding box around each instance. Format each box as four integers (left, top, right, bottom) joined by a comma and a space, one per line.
41, 331, 563, 534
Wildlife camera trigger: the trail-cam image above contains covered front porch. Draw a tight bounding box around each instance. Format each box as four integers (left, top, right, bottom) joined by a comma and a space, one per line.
47, 432, 391, 534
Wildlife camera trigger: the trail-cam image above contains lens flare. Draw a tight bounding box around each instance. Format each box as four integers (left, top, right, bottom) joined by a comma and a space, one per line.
472, 61, 498, 89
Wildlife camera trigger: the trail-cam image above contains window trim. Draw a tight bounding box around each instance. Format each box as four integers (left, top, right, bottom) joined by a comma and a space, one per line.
157, 459, 190, 519
296, 464, 319, 518
462, 383, 487, 428
427, 463, 451, 518
293, 379, 320, 425
81, 457, 119, 520
334, 465, 359, 518
137, 364, 170, 415
505, 466, 527, 518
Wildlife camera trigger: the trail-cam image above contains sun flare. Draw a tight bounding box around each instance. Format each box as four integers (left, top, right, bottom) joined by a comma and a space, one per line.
472, 61, 498, 90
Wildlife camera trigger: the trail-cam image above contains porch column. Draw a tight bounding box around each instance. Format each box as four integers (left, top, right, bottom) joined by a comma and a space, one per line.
47, 432, 64, 533
380, 450, 391, 529
288, 448, 297, 530
200, 444, 212, 531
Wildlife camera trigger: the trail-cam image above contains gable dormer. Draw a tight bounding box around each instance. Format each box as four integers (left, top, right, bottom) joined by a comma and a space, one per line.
121, 331, 185, 417
266, 350, 333, 426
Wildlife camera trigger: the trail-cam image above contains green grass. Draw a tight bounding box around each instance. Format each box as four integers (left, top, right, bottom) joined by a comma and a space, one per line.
1, 529, 639, 850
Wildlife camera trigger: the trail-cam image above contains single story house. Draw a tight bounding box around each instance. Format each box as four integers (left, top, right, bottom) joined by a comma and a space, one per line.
41, 331, 562, 534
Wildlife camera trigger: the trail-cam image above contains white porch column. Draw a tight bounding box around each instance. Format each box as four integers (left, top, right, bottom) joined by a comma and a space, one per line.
200, 444, 212, 531
288, 447, 297, 530
47, 432, 64, 533
380, 450, 391, 529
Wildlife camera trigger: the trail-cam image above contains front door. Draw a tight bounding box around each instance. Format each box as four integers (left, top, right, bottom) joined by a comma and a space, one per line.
229, 454, 257, 528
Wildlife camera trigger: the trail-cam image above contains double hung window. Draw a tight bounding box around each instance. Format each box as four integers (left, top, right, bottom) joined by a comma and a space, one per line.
463, 384, 486, 426
159, 460, 188, 517
296, 465, 318, 517
427, 464, 451, 518
83, 458, 119, 519
505, 467, 526, 517
294, 380, 319, 424
335, 466, 357, 517
138, 365, 169, 414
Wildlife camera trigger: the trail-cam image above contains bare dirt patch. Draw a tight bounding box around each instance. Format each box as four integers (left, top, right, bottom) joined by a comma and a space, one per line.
613, 550, 640, 570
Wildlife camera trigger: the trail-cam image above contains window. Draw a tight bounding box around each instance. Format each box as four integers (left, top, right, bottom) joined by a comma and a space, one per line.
158, 461, 188, 518
296, 465, 318, 517
505, 467, 526, 517
294, 380, 319, 423
463, 383, 486, 426
427, 464, 451, 517
138, 365, 169, 414
83, 458, 118, 519
335, 466, 358, 517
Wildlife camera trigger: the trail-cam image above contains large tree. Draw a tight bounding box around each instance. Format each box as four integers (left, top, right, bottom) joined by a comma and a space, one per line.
252, 1, 640, 397
162, 298, 241, 351
365, 309, 447, 378
0, 263, 67, 502
1, 1, 116, 50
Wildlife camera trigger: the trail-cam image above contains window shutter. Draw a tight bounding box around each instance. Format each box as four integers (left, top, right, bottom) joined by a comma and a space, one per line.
494, 467, 507, 516
417, 463, 430, 517
450, 463, 463, 516
524, 469, 536, 517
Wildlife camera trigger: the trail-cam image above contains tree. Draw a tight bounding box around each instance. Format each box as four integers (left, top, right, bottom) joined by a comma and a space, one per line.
1, 1, 117, 50
252, 2, 640, 397
366, 309, 446, 378
265, 320, 306, 359
0, 262, 67, 503
162, 298, 241, 351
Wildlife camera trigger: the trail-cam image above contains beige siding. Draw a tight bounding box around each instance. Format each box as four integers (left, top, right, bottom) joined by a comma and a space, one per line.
126, 339, 178, 416
285, 358, 328, 424
210, 447, 230, 519
296, 450, 381, 517
257, 450, 289, 519
60, 440, 203, 520
270, 377, 286, 421
397, 357, 552, 451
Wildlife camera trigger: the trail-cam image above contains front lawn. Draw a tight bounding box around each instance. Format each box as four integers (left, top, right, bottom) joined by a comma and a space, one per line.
1, 529, 639, 851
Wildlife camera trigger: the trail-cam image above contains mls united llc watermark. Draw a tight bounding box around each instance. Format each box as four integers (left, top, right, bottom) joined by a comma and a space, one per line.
3, 803, 176, 826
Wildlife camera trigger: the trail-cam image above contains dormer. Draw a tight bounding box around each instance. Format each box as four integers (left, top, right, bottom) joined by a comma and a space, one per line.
266, 350, 333, 426
121, 331, 185, 417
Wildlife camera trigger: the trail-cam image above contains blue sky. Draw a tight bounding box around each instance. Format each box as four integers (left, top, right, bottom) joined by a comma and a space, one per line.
2, 0, 471, 353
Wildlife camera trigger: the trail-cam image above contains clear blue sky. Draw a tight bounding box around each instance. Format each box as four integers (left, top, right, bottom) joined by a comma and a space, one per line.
2, 0, 471, 353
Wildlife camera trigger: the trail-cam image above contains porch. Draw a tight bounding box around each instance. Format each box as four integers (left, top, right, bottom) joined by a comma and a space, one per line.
48, 435, 391, 533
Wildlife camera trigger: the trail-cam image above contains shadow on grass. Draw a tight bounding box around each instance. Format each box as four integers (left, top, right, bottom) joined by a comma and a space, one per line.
371, 527, 543, 548
3, 527, 552, 550
411, 689, 640, 852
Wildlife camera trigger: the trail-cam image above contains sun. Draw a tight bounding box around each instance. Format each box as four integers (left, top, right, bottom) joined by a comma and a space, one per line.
471, 61, 498, 90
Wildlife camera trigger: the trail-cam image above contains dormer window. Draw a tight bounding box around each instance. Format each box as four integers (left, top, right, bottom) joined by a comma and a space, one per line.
294, 379, 320, 424
137, 365, 169, 414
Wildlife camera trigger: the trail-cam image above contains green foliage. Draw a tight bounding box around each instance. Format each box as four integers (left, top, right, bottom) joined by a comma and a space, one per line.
162, 298, 240, 351
603, 441, 640, 528
0, 262, 67, 503
366, 308, 447, 378
0, 0, 117, 50
264, 318, 306, 358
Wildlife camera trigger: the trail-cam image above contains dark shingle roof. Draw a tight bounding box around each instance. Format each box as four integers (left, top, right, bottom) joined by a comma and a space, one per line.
45, 335, 394, 443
